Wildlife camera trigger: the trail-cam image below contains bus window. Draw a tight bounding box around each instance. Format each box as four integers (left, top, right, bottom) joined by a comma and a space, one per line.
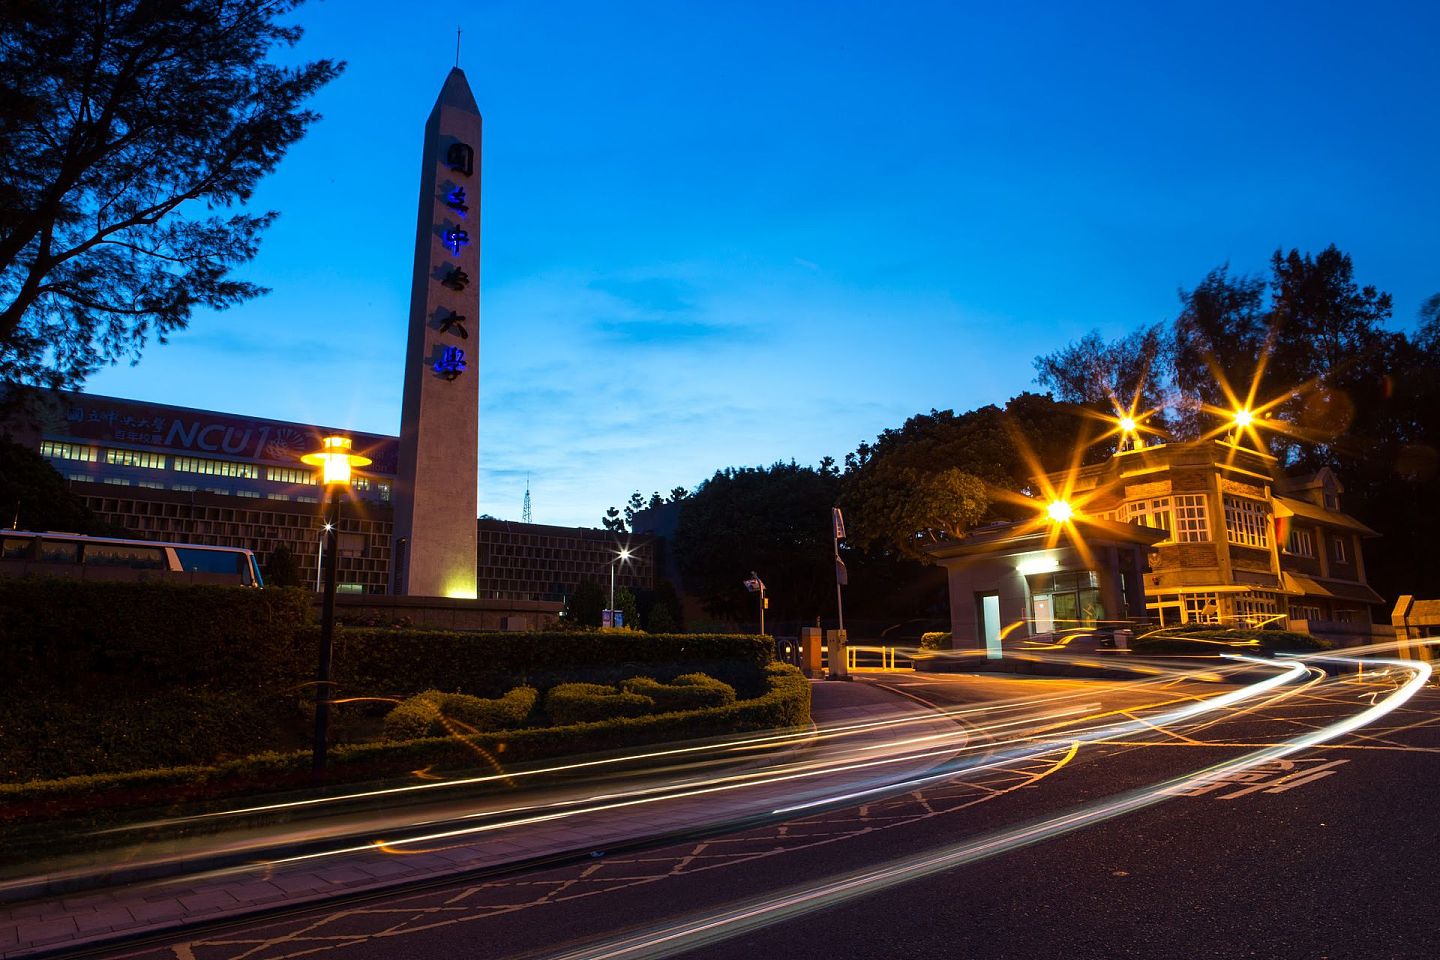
84, 543, 166, 569
2, 537, 34, 560
174, 548, 244, 575
37, 541, 80, 564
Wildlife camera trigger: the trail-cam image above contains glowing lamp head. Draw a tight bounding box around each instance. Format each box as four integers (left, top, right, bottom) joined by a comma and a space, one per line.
618, 547, 632, 562
1046, 499, 1074, 524
1232, 408, 1254, 429
301, 435, 372, 487
1118, 416, 1137, 433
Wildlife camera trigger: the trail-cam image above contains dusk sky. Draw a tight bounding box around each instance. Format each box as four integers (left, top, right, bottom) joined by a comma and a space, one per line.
84, 0, 1439, 528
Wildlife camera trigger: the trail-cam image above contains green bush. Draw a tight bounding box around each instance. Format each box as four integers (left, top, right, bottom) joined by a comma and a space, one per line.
545, 683, 655, 725
0, 690, 290, 783
440, 686, 538, 731
621, 673, 736, 712
381, 691, 445, 741
383, 687, 539, 740
1131, 626, 1334, 655
1, 665, 814, 831
0, 577, 773, 782
920, 632, 951, 651
330, 629, 774, 699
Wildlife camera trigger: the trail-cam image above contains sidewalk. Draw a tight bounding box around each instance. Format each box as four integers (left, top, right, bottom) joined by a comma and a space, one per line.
0, 679, 963, 959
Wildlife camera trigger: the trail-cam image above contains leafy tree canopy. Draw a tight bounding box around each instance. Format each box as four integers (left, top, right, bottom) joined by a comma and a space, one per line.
673, 462, 839, 623
0, 435, 108, 533
0, 0, 342, 395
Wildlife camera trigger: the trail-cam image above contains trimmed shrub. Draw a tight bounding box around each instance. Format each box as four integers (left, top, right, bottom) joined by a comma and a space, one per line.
382, 686, 539, 740
920, 632, 951, 651
0, 577, 773, 782
621, 674, 736, 712
440, 686, 539, 731
1132, 626, 1334, 655
1, 665, 814, 831
381, 691, 445, 741
330, 629, 773, 699
545, 683, 656, 725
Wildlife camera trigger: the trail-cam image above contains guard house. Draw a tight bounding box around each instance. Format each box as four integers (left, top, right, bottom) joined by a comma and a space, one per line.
928, 517, 1164, 658
928, 435, 1386, 657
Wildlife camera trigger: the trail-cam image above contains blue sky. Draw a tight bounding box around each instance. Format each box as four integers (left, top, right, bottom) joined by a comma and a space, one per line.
85, 0, 1440, 527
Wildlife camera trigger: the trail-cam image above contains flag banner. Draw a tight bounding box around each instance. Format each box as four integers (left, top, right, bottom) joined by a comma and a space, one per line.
832, 507, 846, 541
835, 556, 848, 586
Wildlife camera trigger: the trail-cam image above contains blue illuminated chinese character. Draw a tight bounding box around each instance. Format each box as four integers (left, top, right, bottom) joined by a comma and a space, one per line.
434, 346, 467, 381
445, 186, 469, 216
444, 228, 470, 255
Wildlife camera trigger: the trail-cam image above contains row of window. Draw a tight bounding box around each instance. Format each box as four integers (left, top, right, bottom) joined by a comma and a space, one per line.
173, 455, 260, 479
1122, 493, 1355, 564
1283, 527, 1348, 562
50, 446, 390, 499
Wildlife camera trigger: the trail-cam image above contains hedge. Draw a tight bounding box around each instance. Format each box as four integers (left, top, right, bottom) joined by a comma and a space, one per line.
328, 628, 774, 698
0, 664, 812, 830
1131, 626, 1334, 655
545, 683, 656, 725
382, 687, 539, 740
0, 576, 775, 782
621, 674, 737, 712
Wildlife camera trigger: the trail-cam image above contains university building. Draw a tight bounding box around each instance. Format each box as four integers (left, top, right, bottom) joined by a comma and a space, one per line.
931, 435, 1385, 656
12, 389, 653, 612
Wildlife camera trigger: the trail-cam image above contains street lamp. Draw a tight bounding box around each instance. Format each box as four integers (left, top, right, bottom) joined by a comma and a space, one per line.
743, 571, 767, 636
1046, 499, 1074, 524
300, 435, 371, 771
608, 546, 632, 628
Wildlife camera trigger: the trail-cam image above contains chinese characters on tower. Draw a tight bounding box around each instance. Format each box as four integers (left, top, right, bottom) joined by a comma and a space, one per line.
435, 138, 475, 380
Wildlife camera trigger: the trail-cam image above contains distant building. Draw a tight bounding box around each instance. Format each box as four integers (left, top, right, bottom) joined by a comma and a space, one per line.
930, 436, 1385, 655
7, 390, 653, 607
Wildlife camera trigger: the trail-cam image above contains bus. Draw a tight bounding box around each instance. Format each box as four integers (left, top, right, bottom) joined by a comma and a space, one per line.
0, 531, 265, 588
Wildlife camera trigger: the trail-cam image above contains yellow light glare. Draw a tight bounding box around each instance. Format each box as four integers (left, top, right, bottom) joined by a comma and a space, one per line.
1046, 500, 1073, 523
1118, 416, 1137, 433
1232, 408, 1254, 428
301, 435, 372, 487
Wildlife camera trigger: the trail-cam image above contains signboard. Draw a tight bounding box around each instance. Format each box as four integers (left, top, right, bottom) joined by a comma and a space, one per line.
35, 390, 400, 474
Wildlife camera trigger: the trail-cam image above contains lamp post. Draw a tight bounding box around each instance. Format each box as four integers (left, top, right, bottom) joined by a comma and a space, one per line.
743, 572, 766, 636
300, 435, 371, 771
609, 546, 632, 628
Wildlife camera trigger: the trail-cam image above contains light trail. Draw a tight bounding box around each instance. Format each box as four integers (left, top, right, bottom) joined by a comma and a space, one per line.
262, 658, 1305, 867
98, 664, 1227, 836
540, 654, 1431, 960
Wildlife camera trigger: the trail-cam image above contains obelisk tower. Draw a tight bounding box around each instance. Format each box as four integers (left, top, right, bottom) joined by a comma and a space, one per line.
392, 68, 482, 598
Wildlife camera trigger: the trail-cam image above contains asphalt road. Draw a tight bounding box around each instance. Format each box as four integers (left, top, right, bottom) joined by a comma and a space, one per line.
105, 669, 1440, 960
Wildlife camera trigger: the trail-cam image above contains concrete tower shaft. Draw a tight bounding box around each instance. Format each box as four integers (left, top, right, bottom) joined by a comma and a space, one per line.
392, 68, 482, 598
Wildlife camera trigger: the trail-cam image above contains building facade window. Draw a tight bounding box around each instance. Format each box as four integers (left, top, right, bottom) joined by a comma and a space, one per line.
1183, 592, 1221, 623
1331, 536, 1348, 563
137, 480, 164, 489
106, 448, 166, 469
102, 477, 132, 486
265, 466, 317, 485
40, 440, 97, 462
1291, 604, 1323, 623
1224, 495, 1269, 549
1123, 497, 1172, 536
1173, 494, 1210, 542
1284, 528, 1315, 557
172, 484, 197, 492
1234, 591, 1281, 626
174, 456, 258, 479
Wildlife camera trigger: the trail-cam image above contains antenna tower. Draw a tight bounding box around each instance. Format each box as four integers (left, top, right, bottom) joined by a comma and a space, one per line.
522, 473, 532, 524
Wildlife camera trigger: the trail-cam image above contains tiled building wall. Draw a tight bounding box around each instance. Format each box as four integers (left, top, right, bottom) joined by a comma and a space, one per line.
77, 485, 392, 593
